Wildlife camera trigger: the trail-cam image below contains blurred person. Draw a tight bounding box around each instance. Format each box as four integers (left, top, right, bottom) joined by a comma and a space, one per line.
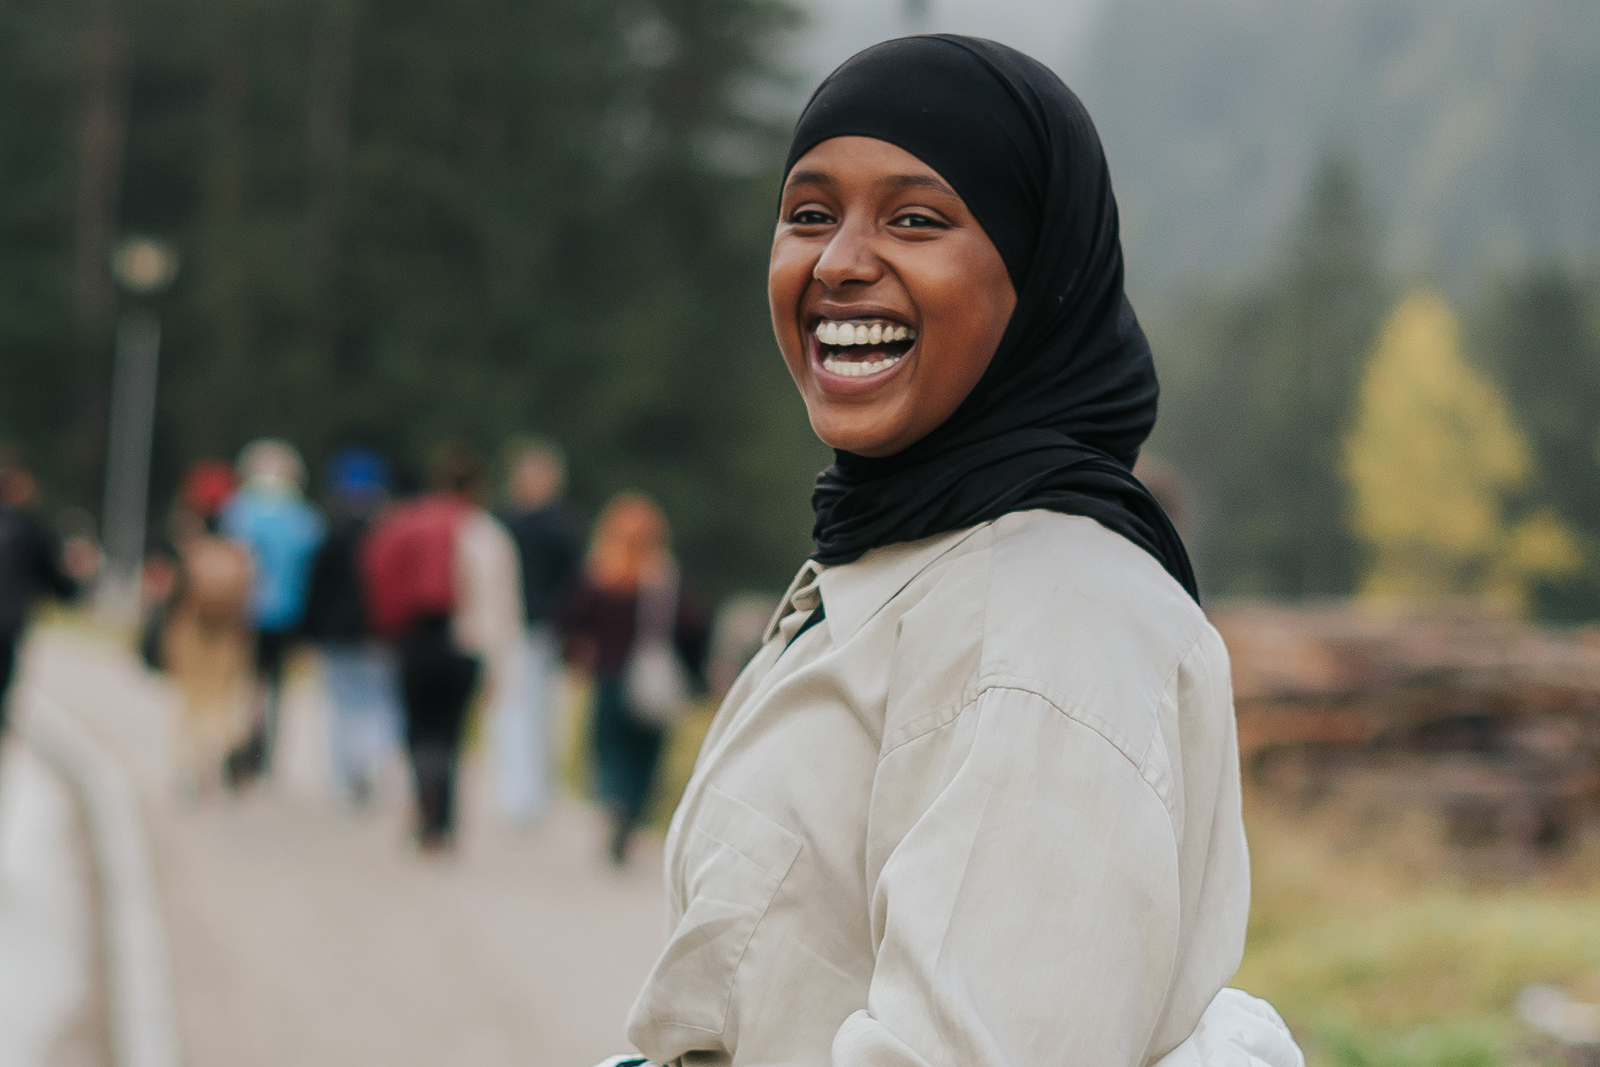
140, 459, 232, 671
220, 438, 326, 781
560, 493, 707, 866
137, 542, 180, 672
301, 448, 401, 805
0, 452, 91, 771
492, 438, 582, 824
160, 460, 255, 798
599, 37, 1303, 1067
363, 442, 522, 851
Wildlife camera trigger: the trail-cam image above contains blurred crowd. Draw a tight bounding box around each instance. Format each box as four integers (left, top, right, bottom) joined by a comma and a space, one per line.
0, 436, 767, 866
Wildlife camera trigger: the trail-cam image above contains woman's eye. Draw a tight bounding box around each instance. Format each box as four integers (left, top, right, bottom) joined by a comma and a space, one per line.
788, 208, 834, 226
890, 211, 946, 229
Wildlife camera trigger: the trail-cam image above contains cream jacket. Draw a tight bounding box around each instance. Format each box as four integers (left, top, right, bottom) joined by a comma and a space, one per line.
625, 511, 1298, 1067
451, 508, 524, 684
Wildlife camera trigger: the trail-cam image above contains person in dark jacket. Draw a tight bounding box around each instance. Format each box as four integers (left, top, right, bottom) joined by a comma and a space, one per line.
0, 454, 89, 753
302, 448, 400, 805
491, 438, 583, 824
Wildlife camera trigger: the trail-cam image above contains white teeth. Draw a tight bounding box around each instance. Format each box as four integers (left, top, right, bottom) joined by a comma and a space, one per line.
822, 353, 903, 377
812, 320, 918, 347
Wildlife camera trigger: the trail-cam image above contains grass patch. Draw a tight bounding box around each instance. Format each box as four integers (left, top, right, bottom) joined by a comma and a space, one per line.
1238, 797, 1600, 1066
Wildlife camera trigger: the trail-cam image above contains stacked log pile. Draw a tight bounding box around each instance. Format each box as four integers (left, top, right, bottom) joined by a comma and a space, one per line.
1210, 603, 1600, 850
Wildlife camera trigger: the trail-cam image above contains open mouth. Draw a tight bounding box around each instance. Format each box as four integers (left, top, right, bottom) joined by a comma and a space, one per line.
813, 318, 917, 379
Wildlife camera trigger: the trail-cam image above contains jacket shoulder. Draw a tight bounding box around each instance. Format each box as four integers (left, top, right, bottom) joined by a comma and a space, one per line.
976, 511, 1214, 742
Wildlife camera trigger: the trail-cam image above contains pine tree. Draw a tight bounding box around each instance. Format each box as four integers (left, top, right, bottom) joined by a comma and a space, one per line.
0, 0, 817, 595
1475, 265, 1600, 619
1151, 149, 1386, 598
0, 0, 85, 501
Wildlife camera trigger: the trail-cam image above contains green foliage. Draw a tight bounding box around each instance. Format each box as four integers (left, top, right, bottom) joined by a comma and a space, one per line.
1472, 266, 1600, 619
0, 0, 80, 500
1314, 1025, 1502, 1067
1237, 803, 1600, 1067
0, 0, 821, 597
1150, 151, 1386, 599
1150, 151, 1600, 619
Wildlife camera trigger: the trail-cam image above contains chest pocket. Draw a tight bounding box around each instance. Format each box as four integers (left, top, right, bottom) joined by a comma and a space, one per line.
628, 785, 803, 1052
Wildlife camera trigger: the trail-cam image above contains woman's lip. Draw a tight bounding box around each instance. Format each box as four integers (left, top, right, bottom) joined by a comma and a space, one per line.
807, 329, 913, 397
809, 306, 913, 327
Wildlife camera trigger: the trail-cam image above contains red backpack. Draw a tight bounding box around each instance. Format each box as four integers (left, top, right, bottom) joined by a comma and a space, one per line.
360, 494, 467, 638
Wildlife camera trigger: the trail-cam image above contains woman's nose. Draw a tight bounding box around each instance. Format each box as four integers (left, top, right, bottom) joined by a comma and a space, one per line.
813, 220, 882, 290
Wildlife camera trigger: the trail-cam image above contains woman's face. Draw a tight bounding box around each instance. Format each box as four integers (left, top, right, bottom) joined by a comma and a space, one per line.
770, 136, 1016, 458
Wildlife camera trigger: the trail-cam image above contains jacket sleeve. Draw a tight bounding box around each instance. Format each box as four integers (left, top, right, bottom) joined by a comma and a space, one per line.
832, 684, 1183, 1067
26, 514, 77, 602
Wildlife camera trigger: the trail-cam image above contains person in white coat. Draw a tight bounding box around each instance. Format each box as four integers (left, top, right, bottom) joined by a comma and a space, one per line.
493, 439, 582, 825
595, 35, 1303, 1067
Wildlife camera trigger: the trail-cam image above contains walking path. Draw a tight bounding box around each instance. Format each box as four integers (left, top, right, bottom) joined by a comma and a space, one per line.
16, 625, 667, 1067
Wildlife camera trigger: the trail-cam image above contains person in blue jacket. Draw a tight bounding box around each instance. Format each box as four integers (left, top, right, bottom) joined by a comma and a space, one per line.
221, 438, 325, 781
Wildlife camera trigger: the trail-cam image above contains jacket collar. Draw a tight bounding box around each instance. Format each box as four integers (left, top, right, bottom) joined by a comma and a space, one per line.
763, 523, 991, 647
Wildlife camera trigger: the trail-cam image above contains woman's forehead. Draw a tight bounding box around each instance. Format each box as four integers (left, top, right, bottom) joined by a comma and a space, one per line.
784, 136, 959, 197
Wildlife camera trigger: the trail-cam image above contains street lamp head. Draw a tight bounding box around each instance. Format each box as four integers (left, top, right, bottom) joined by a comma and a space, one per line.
112, 237, 180, 295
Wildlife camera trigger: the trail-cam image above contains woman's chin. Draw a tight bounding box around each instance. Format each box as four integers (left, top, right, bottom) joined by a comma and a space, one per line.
807, 406, 913, 458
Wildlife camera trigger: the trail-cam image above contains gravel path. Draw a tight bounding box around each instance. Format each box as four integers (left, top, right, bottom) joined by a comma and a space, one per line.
23, 627, 667, 1067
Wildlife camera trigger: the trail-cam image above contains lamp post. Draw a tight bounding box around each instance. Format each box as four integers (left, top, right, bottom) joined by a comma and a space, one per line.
99, 236, 179, 622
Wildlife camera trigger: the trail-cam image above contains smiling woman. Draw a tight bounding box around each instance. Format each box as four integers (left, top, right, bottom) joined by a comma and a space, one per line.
770, 136, 1016, 457
598, 35, 1303, 1067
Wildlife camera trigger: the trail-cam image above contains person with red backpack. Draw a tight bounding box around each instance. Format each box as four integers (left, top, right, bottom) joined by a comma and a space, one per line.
362, 443, 522, 851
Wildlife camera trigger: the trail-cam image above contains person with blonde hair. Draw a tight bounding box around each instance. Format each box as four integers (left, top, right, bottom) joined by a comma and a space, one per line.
560, 493, 707, 865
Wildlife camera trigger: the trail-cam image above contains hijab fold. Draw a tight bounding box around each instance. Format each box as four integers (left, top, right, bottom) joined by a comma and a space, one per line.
786, 35, 1198, 600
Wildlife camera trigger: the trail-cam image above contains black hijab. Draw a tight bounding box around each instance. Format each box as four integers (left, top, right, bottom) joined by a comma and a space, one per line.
786, 35, 1198, 600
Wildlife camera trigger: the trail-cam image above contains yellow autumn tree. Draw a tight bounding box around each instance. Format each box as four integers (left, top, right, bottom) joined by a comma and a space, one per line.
1343, 289, 1581, 610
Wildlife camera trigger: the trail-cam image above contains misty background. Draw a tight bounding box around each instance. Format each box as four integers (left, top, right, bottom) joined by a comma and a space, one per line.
6, 5, 1600, 1067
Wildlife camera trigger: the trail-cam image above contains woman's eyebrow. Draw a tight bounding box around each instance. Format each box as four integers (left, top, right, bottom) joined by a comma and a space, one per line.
785, 169, 835, 189
875, 173, 956, 196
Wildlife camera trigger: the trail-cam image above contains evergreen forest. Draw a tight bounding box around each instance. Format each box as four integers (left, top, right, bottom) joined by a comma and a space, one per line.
2, 0, 1600, 615
0, 0, 824, 597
